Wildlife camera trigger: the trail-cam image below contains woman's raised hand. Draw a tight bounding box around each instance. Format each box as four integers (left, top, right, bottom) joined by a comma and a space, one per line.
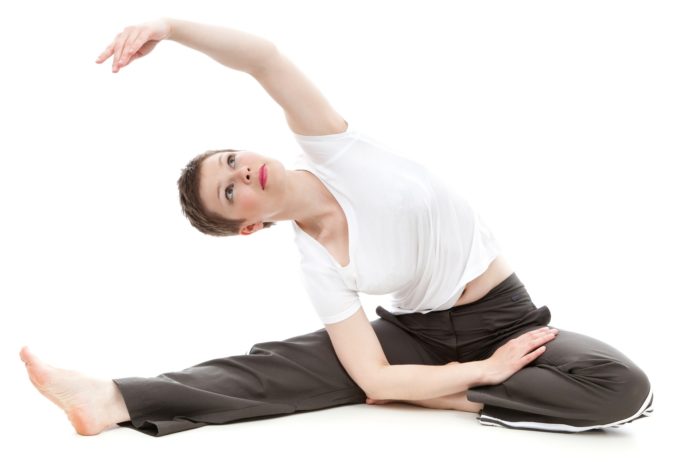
96, 19, 172, 73
479, 326, 559, 386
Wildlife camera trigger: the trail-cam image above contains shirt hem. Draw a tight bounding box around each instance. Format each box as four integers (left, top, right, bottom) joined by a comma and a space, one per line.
292, 120, 353, 141
319, 302, 362, 325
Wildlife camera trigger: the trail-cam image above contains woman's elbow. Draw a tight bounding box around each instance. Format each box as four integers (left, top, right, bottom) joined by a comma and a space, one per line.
364, 383, 386, 401
362, 366, 393, 400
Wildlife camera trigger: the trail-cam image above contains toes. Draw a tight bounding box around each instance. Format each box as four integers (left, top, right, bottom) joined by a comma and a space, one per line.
20, 346, 42, 367
20, 346, 48, 369
22, 351, 51, 387
20, 346, 32, 364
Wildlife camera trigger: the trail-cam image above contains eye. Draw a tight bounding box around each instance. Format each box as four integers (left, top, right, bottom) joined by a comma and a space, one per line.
225, 153, 236, 201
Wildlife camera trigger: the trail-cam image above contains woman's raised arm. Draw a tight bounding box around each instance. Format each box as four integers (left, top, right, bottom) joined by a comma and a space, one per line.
96, 18, 276, 74
96, 18, 347, 136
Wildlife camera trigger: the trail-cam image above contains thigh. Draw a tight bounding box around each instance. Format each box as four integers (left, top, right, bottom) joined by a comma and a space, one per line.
238, 316, 442, 403
371, 316, 446, 365
504, 326, 644, 374
249, 317, 444, 371
167, 316, 442, 418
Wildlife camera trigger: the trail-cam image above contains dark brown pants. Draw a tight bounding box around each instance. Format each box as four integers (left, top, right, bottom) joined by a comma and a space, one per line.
114, 273, 653, 436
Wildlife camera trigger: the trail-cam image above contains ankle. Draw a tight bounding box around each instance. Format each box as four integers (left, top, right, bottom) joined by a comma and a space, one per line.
102, 380, 130, 425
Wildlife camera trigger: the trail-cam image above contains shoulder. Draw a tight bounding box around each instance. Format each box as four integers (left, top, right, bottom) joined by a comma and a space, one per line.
292, 120, 360, 163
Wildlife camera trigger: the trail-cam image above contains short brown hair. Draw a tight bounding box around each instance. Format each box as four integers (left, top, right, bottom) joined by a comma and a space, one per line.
177, 149, 276, 237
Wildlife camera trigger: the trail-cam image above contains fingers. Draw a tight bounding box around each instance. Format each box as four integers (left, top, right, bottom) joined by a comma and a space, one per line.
125, 30, 150, 64
530, 328, 558, 347
506, 327, 558, 348
118, 30, 150, 69
524, 345, 547, 363
487, 327, 559, 383
96, 27, 132, 70
527, 326, 558, 338
109, 26, 146, 72
112, 29, 135, 72
534, 327, 558, 338
97, 21, 169, 72
95, 42, 115, 64
511, 327, 557, 358
366, 397, 392, 405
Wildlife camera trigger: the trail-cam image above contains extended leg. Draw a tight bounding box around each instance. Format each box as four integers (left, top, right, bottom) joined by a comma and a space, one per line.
113, 317, 443, 436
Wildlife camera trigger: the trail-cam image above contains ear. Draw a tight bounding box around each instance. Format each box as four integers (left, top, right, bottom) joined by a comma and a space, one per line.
239, 222, 264, 236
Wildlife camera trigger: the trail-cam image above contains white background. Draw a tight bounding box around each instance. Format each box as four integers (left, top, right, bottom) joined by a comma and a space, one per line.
1, 0, 697, 465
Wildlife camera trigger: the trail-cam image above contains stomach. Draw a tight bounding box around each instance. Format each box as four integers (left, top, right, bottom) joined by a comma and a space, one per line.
451, 255, 514, 307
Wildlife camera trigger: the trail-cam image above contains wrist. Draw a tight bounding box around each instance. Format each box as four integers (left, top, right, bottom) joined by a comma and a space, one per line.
467, 360, 488, 387
161, 17, 178, 41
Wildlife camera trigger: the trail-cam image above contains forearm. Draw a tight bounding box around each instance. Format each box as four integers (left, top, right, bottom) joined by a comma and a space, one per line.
166, 18, 278, 74
370, 361, 485, 401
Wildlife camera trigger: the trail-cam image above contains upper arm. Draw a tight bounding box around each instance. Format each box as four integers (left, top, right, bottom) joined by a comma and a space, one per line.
251, 49, 348, 137
324, 306, 390, 398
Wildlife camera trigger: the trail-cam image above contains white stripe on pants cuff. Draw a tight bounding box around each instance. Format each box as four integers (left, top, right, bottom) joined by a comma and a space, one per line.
477, 386, 654, 433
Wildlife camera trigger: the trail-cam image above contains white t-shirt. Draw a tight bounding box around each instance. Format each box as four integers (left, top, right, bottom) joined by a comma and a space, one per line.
291, 122, 502, 325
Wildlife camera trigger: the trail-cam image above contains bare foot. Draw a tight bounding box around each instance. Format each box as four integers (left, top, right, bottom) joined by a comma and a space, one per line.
19, 346, 129, 435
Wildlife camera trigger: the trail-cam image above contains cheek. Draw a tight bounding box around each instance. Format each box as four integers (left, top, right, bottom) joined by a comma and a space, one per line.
237, 190, 259, 212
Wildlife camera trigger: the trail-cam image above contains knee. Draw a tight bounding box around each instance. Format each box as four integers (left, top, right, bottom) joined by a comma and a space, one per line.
596, 361, 652, 424
247, 341, 275, 356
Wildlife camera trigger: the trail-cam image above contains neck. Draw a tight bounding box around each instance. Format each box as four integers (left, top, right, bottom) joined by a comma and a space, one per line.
270, 169, 335, 233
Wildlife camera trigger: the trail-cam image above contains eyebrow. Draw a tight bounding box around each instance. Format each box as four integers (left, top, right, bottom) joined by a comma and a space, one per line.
216, 152, 226, 207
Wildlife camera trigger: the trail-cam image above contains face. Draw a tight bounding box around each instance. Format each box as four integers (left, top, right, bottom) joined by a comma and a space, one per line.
198, 150, 287, 235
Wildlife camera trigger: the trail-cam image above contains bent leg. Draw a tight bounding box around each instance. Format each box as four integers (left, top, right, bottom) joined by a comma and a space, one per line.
467, 328, 654, 433
115, 317, 442, 436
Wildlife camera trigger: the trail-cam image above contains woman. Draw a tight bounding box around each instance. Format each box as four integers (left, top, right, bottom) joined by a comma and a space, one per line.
20, 18, 653, 437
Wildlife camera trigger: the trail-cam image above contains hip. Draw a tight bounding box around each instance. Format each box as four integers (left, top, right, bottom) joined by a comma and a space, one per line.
452, 255, 515, 307
376, 271, 551, 362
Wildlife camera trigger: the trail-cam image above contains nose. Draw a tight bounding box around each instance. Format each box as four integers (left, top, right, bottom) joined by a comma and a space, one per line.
233, 166, 253, 185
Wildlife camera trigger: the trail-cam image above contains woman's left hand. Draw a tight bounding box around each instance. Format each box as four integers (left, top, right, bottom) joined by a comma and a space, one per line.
365, 397, 393, 405
96, 19, 172, 73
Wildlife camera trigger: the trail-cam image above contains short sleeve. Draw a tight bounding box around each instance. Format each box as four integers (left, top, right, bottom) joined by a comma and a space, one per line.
298, 259, 362, 325
292, 121, 360, 164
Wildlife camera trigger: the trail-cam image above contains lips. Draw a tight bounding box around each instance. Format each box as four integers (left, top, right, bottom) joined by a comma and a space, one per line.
259, 164, 267, 190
